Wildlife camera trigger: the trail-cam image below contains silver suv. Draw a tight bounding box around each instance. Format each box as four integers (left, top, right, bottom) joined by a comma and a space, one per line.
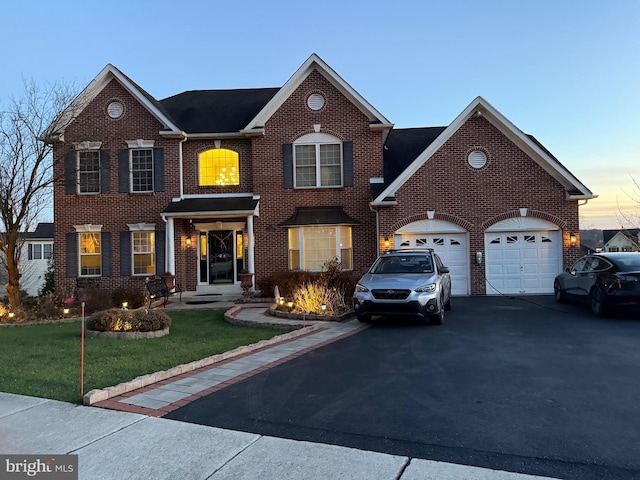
353, 249, 452, 324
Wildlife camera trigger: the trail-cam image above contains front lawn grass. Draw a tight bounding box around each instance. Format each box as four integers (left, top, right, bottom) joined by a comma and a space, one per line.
0, 309, 291, 404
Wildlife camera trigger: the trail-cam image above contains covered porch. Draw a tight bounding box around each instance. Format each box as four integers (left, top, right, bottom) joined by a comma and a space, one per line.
161, 195, 259, 296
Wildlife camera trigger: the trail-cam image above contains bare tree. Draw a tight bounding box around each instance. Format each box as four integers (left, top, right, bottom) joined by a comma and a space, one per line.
0, 79, 77, 310
617, 175, 640, 229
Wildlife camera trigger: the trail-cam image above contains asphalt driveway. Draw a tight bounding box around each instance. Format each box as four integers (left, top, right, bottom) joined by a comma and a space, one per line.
166, 296, 640, 480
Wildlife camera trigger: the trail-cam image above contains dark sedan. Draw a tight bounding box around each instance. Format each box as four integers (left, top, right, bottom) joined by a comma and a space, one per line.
554, 252, 640, 316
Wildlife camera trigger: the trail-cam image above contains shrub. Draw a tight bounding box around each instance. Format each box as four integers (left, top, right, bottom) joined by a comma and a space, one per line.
86, 308, 171, 332
111, 287, 147, 309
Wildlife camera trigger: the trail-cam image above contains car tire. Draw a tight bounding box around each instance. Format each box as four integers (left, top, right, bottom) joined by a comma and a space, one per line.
356, 314, 372, 323
590, 288, 607, 317
444, 297, 452, 311
554, 281, 565, 303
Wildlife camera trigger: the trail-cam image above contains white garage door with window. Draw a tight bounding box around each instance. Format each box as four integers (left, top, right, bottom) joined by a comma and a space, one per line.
394, 220, 469, 295
484, 217, 562, 295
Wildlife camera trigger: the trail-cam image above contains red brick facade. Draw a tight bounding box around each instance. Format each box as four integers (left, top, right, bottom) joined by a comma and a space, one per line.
52, 59, 587, 297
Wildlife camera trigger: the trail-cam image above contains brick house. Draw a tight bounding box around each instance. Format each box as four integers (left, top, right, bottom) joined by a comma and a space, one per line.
47, 54, 594, 298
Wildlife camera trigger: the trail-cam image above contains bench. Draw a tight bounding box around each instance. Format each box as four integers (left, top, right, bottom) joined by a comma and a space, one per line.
146, 278, 169, 308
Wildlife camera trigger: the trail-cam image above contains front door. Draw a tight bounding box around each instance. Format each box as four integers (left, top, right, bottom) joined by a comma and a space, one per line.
208, 230, 234, 284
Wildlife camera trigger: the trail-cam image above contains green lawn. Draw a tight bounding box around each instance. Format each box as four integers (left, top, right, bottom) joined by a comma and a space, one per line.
0, 309, 291, 404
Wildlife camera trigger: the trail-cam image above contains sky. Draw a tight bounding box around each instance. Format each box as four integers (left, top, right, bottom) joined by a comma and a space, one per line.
2, 0, 638, 230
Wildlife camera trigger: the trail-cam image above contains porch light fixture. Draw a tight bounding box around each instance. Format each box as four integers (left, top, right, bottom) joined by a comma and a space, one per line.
185, 237, 192, 245
570, 233, 577, 247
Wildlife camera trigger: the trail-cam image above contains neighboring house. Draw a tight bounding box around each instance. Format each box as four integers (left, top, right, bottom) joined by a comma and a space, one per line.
0, 223, 54, 297
603, 229, 640, 252
47, 54, 595, 297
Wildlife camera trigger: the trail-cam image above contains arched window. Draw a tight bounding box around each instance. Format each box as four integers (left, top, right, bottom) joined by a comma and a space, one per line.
199, 149, 239, 186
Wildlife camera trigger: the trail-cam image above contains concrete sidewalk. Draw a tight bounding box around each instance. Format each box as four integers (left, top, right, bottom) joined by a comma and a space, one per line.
1, 302, 559, 479
0, 393, 558, 480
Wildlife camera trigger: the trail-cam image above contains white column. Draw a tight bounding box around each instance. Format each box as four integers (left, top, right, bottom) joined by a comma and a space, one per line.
165, 217, 176, 275
247, 215, 255, 276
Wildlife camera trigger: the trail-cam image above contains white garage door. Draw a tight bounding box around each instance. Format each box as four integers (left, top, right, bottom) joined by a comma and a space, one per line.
395, 233, 469, 295
484, 230, 561, 294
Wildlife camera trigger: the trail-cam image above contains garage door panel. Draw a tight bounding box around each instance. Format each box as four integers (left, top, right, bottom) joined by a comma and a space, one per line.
396, 233, 469, 295
485, 230, 561, 295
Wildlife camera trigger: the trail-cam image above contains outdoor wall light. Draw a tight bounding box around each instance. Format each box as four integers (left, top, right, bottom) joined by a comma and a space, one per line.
185, 237, 192, 245
570, 233, 577, 247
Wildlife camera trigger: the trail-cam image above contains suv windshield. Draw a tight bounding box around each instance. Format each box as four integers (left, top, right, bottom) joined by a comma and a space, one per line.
370, 254, 433, 274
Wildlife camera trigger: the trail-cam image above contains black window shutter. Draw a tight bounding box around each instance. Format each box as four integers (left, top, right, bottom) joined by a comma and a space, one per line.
64, 151, 77, 194
343, 141, 354, 187
66, 233, 77, 277
120, 232, 132, 276
28, 244, 33, 260
155, 232, 166, 274
100, 150, 111, 193
101, 232, 112, 277
282, 144, 293, 188
153, 147, 165, 192
118, 149, 129, 193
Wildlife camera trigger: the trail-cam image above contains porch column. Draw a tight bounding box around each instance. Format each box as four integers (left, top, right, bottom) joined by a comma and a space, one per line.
165, 217, 176, 274
247, 215, 255, 275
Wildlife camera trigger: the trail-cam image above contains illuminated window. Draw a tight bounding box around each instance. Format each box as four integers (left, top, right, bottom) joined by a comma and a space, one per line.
288, 226, 352, 271
79, 233, 101, 276
199, 149, 239, 186
132, 231, 155, 275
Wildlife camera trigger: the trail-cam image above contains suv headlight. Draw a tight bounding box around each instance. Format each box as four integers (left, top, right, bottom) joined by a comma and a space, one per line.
415, 283, 436, 293
355, 283, 370, 293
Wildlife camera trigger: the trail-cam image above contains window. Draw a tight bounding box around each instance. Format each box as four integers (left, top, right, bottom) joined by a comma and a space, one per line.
294, 142, 342, 188
28, 243, 53, 260
79, 233, 101, 276
131, 149, 154, 192
288, 226, 352, 271
132, 231, 155, 275
78, 151, 100, 193
199, 149, 239, 186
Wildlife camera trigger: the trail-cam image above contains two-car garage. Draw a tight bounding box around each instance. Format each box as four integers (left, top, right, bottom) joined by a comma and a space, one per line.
394, 217, 563, 296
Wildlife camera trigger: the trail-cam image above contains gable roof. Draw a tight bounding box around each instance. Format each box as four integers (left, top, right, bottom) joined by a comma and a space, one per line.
243, 53, 393, 135
603, 229, 640, 245
372, 96, 596, 204
44, 64, 182, 141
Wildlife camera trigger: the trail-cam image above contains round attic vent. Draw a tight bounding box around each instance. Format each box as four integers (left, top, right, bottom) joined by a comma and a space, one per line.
107, 101, 124, 119
307, 93, 325, 111
468, 150, 487, 169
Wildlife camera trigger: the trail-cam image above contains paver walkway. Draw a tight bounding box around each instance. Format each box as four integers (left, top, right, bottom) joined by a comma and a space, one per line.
93, 304, 366, 417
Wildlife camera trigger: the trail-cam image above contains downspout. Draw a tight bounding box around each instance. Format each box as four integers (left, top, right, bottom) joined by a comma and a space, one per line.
370, 203, 380, 257
179, 133, 187, 199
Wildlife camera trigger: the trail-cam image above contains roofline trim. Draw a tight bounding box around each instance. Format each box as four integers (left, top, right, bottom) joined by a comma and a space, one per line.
45, 64, 182, 141
244, 53, 392, 131
373, 96, 594, 202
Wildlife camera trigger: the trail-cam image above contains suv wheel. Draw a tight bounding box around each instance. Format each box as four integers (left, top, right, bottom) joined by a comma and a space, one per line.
357, 313, 372, 323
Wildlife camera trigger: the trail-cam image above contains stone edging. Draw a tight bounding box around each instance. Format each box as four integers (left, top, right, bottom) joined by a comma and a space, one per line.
83, 323, 322, 406
84, 328, 170, 339
268, 305, 354, 322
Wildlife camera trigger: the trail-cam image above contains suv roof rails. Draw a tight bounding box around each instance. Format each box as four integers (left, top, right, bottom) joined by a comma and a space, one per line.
384, 248, 434, 254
